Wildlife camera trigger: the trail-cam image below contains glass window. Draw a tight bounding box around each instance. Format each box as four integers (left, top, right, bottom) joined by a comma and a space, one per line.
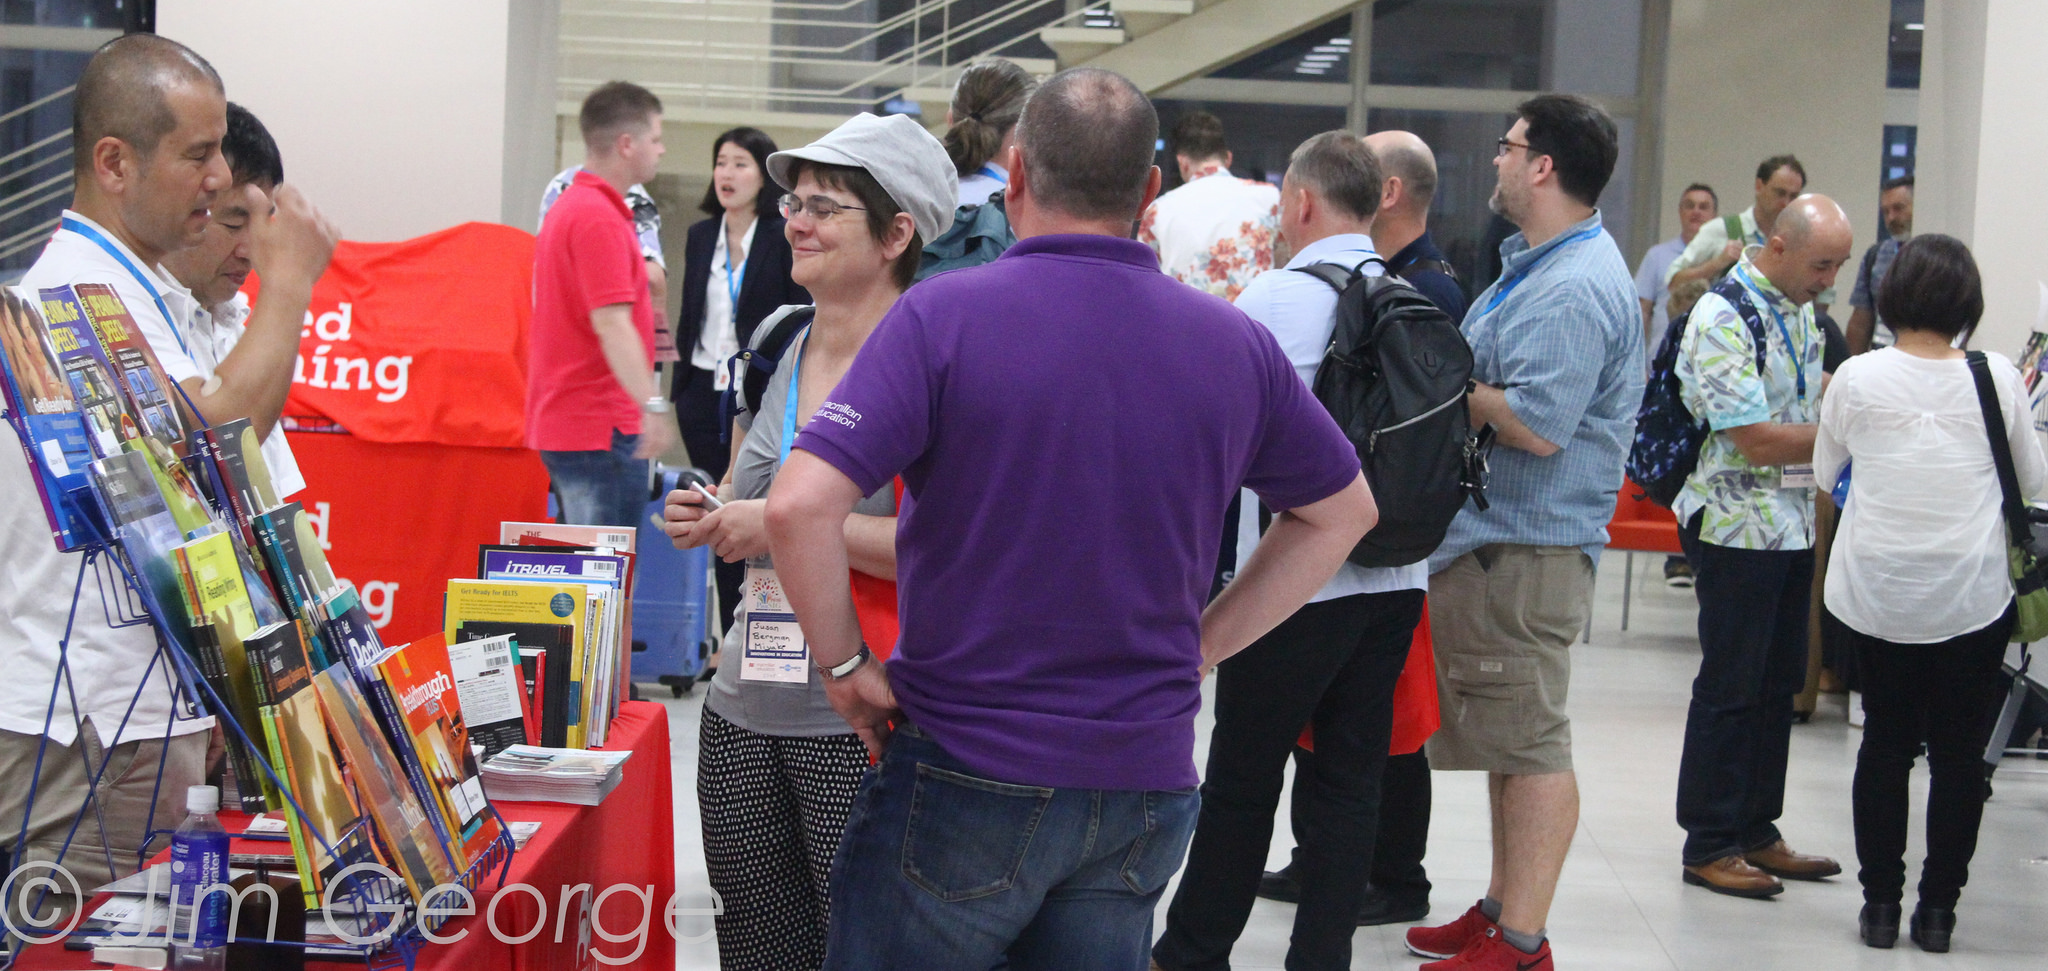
1, 0, 130, 27
1370, 0, 1547, 91
1153, 100, 1346, 189
1881, 124, 1916, 182
1, 48, 90, 277
1206, 14, 1354, 84
1888, 0, 1924, 89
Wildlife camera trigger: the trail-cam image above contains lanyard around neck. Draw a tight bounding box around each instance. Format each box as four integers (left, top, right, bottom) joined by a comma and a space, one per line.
59, 217, 190, 358
978, 164, 1007, 184
1480, 225, 1600, 316
1735, 264, 1807, 401
778, 332, 808, 464
724, 229, 748, 325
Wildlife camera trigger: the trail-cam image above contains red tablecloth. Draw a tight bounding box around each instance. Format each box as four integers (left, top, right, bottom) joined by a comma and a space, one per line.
17, 701, 675, 970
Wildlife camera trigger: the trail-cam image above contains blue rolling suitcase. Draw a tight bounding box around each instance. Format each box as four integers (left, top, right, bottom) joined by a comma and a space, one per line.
632, 466, 718, 696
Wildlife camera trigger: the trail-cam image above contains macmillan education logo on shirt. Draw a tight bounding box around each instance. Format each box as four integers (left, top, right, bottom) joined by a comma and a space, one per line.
816, 400, 861, 429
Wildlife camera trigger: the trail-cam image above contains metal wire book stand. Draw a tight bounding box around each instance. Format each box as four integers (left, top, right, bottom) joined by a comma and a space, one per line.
1, 431, 514, 969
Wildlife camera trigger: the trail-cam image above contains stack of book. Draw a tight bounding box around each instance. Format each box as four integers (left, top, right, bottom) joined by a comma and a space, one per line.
1, 284, 511, 915
442, 522, 637, 751
479, 746, 631, 807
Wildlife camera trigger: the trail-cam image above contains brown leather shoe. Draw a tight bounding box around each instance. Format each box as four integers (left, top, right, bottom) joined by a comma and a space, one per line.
1744, 840, 1842, 880
1682, 855, 1784, 898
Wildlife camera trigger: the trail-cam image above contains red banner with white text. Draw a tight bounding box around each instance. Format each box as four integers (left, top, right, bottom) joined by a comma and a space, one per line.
252, 221, 537, 447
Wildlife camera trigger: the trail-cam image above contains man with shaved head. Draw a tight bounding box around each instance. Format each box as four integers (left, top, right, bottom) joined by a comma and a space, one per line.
1671, 194, 1853, 899
766, 67, 1375, 969
1362, 130, 1467, 324
1, 33, 335, 906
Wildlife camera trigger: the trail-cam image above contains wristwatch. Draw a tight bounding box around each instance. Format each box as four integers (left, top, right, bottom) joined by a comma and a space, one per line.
641, 396, 673, 415
818, 643, 874, 681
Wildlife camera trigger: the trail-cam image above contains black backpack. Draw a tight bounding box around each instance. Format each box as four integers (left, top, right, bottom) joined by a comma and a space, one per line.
1623, 274, 1769, 506
718, 306, 816, 443
1297, 259, 1490, 568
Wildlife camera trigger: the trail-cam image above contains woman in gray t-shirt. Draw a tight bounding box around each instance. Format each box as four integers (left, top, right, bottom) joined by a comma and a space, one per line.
661, 119, 947, 970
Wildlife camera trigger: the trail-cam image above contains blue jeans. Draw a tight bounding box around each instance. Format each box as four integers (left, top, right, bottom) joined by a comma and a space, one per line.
539, 429, 643, 527
1676, 512, 1814, 865
823, 724, 1200, 971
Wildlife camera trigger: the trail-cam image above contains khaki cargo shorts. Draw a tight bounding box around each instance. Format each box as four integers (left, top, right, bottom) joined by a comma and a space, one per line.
1425, 544, 1593, 775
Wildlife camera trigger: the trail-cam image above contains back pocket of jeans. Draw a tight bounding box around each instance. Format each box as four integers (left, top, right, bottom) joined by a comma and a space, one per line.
1119, 788, 1199, 895
901, 764, 1054, 902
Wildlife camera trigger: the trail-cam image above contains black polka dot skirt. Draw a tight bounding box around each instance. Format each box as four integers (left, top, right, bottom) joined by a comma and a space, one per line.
697, 706, 871, 971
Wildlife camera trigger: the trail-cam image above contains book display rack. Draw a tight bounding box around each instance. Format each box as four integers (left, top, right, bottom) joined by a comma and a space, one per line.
1, 285, 514, 969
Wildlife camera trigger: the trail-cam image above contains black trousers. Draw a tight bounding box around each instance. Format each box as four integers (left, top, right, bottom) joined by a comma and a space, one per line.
1154, 589, 1424, 971
676, 364, 745, 636
1845, 606, 2012, 909
1676, 513, 1814, 865
1286, 746, 1432, 904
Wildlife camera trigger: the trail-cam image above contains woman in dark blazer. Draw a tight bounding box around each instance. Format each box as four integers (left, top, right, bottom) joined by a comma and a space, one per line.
673, 127, 809, 641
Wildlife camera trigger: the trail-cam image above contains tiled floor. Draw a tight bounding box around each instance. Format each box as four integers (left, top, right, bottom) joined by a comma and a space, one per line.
651, 550, 2048, 969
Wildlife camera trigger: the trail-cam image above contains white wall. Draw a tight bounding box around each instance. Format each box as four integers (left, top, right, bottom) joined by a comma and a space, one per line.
1920, 0, 2048, 355
1656, 0, 1889, 257
158, 0, 558, 242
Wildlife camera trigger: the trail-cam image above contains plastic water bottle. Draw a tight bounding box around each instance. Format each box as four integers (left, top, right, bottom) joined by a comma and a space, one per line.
170, 784, 229, 971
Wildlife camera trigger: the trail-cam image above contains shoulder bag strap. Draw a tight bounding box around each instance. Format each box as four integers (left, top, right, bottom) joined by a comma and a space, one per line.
1966, 350, 2033, 550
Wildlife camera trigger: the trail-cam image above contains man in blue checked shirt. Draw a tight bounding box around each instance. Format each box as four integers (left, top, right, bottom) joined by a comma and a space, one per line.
1403, 95, 1641, 971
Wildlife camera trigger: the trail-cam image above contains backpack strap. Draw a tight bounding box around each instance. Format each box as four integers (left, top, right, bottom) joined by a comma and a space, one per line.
1290, 256, 1389, 292
1702, 275, 1772, 378
718, 306, 816, 443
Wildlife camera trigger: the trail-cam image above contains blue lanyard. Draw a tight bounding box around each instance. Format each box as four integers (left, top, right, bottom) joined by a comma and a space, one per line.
1479, 226, 1601, 316
59, 217, 190, 358
724, 247, 747, 325
977, 164, 1007, 185
1735, 265, 1807, 401
778, 332, 807, 464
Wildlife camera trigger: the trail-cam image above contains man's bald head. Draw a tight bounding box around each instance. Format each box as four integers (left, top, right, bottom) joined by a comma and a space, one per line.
1362, 130, 1437, 213
74, 34, 223, 178
1755, 193, 1854, 306
1770, 194, 1850, 252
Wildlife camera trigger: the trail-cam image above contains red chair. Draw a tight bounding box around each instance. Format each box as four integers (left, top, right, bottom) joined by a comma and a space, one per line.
1604, 480, 1684, 632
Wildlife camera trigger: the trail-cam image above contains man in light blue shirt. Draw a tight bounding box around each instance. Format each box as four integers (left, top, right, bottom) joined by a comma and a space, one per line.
1635, 182, 1718, 353
1407, 95, 1642, 971
1153, 131, 1425, 971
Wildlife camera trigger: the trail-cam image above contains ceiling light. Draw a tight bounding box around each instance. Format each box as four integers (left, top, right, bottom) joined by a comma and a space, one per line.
1311, 45, 1346, 53
1302, 54, 1340, 63
1905, 22, 1923, 30
1329, 37, 1351, 46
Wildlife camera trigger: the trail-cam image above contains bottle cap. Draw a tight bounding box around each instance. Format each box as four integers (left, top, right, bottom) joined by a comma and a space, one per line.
186, 784, 219, 814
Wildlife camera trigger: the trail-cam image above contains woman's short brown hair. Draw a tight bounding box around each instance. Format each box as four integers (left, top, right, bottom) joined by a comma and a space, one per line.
1877, 234, 1983, 340
786, 158, 924, 290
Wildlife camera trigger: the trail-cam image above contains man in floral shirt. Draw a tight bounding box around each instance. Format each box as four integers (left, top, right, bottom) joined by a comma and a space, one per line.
1138, 111, 1280, 302
1672, 195, 1853, 899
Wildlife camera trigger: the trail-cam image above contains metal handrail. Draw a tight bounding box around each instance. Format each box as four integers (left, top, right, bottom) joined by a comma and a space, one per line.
563, 0, 1061, 60
0, 215, 61, 263
0, 129, 71, 170
561, 0, 1079, 109
0, 85, 75, 128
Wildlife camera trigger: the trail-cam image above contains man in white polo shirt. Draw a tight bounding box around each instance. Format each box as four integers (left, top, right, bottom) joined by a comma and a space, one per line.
0, 34, 334, 899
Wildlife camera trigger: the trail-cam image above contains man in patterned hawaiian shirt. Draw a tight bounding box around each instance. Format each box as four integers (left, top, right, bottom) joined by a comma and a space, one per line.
1671, 194, 1853, 899
1138, 110, 1280, 302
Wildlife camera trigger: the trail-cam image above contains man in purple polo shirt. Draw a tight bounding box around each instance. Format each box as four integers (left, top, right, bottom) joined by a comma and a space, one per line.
765, 68, 1376, 970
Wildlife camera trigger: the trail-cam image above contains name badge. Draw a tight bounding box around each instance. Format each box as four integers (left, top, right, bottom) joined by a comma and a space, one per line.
712, 364, 733, 392
739, 567, 809, 684
1781, 463, 1817, 490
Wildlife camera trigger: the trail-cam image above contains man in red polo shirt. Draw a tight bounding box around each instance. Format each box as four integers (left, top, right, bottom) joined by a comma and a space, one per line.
528, 80, 676, 525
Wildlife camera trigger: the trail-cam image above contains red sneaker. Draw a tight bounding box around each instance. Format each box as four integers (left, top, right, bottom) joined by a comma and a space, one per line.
1405, 900, 1498, 960
1422, 926, 1552, 971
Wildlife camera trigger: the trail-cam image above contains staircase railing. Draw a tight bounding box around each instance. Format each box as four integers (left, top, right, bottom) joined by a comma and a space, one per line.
559, 0, 1104, 115
0, 85, 77, 272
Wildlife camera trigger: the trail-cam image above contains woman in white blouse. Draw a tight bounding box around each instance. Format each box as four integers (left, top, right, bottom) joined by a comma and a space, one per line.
1815, 234, 2047, 954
